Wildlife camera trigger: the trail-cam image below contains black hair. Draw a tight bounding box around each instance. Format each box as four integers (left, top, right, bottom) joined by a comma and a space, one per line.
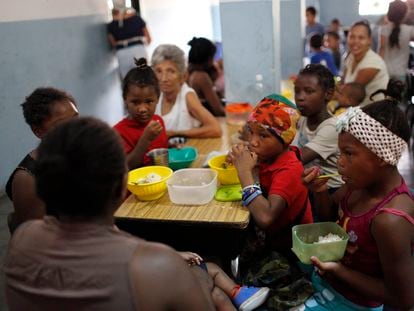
351, 20, 372, 37
21, 87, 76, 128
36, 117, 126, 218
387, 0, 408, 48
122, 57, 160, 99
306, 6, 317, 16
188, 37, 216, 65
331, 18, 340, 25
326, 31, 340, 41
369, 78, 405, 102
363, 100, 410, 143
344, 82, 366, 105
298, 64, 335, 92
310, 33, 323, 49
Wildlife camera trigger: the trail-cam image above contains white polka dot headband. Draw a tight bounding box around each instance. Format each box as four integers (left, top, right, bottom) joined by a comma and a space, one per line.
336, 107, 407, 166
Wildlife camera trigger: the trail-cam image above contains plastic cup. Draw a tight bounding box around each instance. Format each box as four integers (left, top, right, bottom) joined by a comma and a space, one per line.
147, 148, 169, 167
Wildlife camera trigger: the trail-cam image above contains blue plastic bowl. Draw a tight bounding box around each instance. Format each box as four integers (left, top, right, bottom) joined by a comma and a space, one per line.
168, 147, 198, 170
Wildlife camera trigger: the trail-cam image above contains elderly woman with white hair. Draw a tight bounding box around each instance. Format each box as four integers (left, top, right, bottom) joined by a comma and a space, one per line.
151, 44, 222, 138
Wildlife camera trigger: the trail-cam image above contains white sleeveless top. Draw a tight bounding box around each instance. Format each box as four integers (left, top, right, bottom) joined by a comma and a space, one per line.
344, 49, 389, 107
156, 83, 201, 131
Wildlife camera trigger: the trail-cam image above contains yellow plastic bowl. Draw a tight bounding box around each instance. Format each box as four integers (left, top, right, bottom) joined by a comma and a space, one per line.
127, 166, 173, 201
208, 154, 240, 185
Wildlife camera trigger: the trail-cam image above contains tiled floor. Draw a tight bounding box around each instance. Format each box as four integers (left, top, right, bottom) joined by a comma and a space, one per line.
0, 141, 412, 311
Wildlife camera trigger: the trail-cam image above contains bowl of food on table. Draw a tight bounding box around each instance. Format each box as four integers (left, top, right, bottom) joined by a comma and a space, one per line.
127, 166, 173, 201
208, 154, 240, 185
168, 146, 198, 170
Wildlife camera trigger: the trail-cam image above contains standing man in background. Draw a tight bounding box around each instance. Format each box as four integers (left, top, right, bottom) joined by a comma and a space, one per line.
305, 6, 325, 56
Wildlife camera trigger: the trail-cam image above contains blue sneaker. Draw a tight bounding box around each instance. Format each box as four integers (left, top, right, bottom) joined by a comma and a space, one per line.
233, 286, 270, 311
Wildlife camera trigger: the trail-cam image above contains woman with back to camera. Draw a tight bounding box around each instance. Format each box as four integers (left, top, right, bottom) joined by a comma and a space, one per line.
187, 37, 225, 116
4, 117, 215, 311
343, 20, 389, 106
151, 44, 222, 139
379, 0, 414, 82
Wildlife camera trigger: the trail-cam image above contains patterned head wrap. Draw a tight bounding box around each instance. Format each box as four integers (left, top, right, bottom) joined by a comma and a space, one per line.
248, 94, 300, 145
336, 107, 407, 166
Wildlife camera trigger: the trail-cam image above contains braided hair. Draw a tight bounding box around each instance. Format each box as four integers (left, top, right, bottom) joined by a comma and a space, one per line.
298, 64, 335, 92
22, 87, 76, 128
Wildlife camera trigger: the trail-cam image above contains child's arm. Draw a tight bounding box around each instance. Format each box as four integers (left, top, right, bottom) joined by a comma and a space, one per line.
11, 170, 46, 227
300, 146, 322, 164
302, 166, 345, 221
299, 120, 339, 165
126, 120, 163, 170
229, 144, 285, 229
371, 210, 414, 308
190, 71, 225, 116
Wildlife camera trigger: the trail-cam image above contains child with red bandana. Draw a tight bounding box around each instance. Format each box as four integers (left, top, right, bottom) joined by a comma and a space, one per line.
114, 58, 168, 170
229, 94, 313, 254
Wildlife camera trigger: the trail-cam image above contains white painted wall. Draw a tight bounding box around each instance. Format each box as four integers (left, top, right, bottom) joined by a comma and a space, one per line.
140, 0, 219, 58
0, 0, 123, 191
0, 0, 109, 22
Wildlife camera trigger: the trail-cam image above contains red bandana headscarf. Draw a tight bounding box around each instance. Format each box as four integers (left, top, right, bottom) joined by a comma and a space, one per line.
248, 94, 300, 145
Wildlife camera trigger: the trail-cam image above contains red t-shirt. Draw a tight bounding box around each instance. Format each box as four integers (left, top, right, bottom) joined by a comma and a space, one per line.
259, 149, 313, 251
113, 115, 168, 166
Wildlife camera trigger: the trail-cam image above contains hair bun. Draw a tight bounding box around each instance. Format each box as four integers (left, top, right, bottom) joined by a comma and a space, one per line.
370, 78, 405, 102
134, 57, 148, 69
188, 37, 197, 46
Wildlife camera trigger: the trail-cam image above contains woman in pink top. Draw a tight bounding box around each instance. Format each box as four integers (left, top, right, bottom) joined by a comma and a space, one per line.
300, 97, 414, 310
4, 117, 214, 311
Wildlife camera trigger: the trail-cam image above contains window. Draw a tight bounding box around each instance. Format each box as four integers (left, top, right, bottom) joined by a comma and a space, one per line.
108, 0, 133, 10
359, 0, 406, 16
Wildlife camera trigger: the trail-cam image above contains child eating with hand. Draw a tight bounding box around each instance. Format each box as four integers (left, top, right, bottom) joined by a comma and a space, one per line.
114, 58, 168, 170
230, 94, 313, 254
299, 99, 414, 310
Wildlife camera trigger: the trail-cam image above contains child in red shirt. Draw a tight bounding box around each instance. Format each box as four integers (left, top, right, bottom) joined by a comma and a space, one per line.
229, 94, 313, 253
114, 58, 168, 169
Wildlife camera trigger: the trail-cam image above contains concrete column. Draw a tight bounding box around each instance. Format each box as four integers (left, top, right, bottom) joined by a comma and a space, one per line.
219, 0, 281, 105
280, 0, 305, 79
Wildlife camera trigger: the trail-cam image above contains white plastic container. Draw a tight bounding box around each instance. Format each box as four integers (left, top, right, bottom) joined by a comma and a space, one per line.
167, 169, 218, 205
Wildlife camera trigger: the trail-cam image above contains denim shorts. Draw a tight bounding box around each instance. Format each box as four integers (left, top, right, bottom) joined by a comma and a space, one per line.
291, 272, 383, 311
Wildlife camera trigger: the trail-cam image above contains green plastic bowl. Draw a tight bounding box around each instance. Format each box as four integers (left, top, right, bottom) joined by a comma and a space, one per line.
168, 147, 198, 170
292, 222, 349, 264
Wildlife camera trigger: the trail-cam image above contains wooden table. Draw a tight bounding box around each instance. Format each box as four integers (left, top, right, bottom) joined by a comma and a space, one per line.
115, 118, 250, 260
115, 119, 249, 228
